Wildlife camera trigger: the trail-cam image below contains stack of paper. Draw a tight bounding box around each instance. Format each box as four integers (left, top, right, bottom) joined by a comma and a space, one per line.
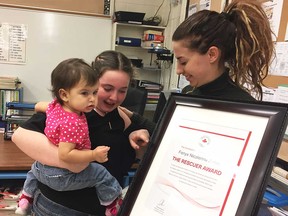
0, 76, 21, 90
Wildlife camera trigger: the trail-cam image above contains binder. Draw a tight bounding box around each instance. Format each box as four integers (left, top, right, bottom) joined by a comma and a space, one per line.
116, 37, 141, 47
263, 187, 288, 207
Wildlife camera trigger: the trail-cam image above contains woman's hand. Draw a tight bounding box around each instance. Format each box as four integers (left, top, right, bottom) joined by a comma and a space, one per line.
129, 129, 150, 160
129, 129, 150, 150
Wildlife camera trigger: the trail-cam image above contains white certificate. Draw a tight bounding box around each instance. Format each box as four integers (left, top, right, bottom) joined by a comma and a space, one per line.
120, 95, 288, 216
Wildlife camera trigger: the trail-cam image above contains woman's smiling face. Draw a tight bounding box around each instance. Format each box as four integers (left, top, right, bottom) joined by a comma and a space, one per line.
173, 40, 215, 88
96, 69, 130, 114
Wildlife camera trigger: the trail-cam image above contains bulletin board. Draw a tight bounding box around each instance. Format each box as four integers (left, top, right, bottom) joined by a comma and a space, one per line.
0, 0, 105, 16
187, 0, 224, 15
263, 0, 288, 88
262, 0, 288, 164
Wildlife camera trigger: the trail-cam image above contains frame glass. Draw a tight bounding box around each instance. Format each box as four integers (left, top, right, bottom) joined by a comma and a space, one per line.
119, 94, 288, 216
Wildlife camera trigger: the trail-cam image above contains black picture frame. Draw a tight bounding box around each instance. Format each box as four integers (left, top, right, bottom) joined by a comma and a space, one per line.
119, 94, 288, 216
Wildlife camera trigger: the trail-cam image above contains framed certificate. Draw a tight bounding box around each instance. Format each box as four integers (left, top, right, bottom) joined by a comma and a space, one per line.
119, 94, 288, 216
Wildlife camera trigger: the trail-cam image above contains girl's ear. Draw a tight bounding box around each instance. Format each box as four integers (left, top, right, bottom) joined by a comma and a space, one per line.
207, 46, 220, 63
59, 89, 69, 102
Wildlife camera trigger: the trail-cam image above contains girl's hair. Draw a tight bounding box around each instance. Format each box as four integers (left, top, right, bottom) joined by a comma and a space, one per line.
51, 58, 98, 104
172, 0, 274, 100
91, 50, 134, 81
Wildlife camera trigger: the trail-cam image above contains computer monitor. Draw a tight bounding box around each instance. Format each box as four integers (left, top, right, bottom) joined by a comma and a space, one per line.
153, 90, 179, 123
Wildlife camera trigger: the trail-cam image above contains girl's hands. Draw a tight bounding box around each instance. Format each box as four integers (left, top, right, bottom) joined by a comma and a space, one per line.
92, 146, 110, 163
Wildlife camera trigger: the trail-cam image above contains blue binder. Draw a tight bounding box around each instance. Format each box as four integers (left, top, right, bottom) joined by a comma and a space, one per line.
116, 37, 141, 47
263, 187, 288, 207
6, 101, 35, 110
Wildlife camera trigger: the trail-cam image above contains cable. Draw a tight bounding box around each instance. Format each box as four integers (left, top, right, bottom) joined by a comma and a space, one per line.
143, 0, 165, 26
164, 1, 172, 27
153, 0, 165, 18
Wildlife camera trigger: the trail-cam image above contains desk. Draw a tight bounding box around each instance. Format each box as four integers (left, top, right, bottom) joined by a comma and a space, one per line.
0, 134, 34, 177
0, 134, 34, 215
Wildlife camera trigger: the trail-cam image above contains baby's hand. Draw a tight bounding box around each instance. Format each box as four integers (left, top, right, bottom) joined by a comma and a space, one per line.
92, 146, 110, 163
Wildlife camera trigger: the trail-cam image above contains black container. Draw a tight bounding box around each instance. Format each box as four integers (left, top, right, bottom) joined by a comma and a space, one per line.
114, 11, 145, 23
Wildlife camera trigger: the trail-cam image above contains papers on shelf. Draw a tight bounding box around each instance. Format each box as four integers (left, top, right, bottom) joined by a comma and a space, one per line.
0, 76, 21, 89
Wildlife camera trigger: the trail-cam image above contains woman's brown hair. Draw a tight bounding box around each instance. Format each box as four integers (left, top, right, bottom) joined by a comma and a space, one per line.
173, 0, 275, 100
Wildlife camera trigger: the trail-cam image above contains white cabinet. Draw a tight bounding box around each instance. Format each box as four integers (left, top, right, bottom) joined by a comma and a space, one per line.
111, 22, 166, 85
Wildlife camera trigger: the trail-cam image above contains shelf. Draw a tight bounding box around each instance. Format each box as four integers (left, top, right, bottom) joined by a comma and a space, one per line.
114, 22, 166, 30
0, 171, 28, 179
115, 44, 153, 50
3, 102, 35, 140
112, 21, 165, 88
135, 67, 161, 71
115, 44, 154, 49
6, 101, 35, 110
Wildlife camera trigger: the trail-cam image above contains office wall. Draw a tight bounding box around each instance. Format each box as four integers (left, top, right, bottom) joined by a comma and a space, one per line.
0, 7, 112, 102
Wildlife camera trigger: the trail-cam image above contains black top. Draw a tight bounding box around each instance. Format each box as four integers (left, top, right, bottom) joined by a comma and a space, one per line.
85, 109, 136, 184
21, 108, 141, 215
181, 71, 256, 101
131, 71, 256, 133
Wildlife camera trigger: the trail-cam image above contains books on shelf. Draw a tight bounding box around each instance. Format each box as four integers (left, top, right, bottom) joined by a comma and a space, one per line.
142, 29, 164, 49
0, 76, 21, 90
0, 77, 23, 116
147, 92, 160, 99
143, 34, 164, 42
137, 80, 163, 105
143, 30, 163, 35
147, 92, 160, 104
268, 166, 288, 195
0, 89, 23, 117
138, 80, 162, 89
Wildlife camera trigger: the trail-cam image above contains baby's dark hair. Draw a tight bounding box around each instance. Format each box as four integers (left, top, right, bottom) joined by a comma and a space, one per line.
173, 0, 275, 100
91, 50, 134, 80
51, 58, 98, 105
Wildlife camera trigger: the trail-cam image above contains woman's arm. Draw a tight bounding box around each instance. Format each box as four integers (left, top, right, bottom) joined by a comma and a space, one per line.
118, 107, 150, 158
118, 106, 132, 129
35, 101, 49, 113
119, 106, 156, 135
12, 127, 88, 173
58, 141, 109, 164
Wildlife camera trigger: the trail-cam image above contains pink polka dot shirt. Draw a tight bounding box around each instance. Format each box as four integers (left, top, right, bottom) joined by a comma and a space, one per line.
44, 99, 91, 150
